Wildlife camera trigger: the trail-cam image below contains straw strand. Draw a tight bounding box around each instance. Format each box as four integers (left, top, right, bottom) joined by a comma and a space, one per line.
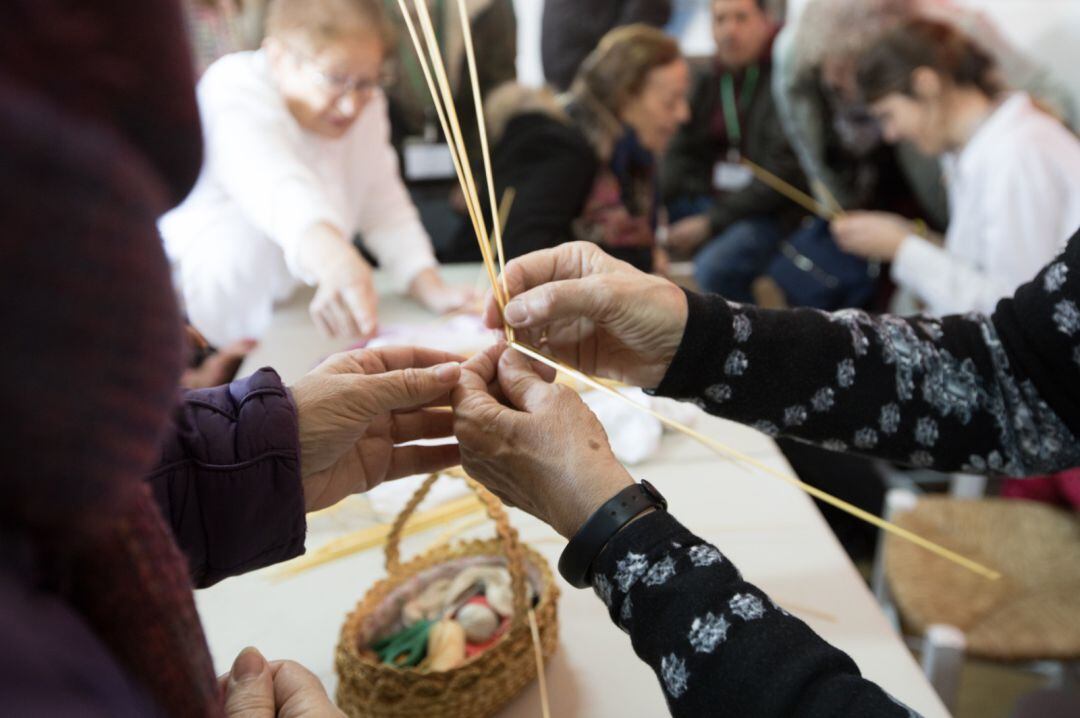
509, 341, 1001, 581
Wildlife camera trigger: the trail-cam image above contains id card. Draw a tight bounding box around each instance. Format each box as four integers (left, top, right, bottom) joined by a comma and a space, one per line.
712, 160, 754, 192
403, 138, 455, 181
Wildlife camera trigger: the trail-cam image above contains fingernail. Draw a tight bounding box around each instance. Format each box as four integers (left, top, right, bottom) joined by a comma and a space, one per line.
504, 300, 527, 326
434, 362, 460, 382
232, 646, 265, 682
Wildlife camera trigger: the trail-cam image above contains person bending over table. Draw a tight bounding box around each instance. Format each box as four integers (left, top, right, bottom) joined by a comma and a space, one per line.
450, 232, 1080, 715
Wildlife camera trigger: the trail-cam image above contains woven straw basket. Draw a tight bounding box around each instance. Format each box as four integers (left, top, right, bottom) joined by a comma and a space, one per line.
336, 473, 560, 717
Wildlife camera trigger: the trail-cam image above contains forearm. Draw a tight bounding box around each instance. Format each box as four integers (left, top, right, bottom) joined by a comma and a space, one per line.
654, 289, 1080, 476
148, 368, 306, 587
592, 511, 917, 717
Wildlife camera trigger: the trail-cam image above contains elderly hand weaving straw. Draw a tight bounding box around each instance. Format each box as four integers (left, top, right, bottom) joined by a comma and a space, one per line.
452, 229, 1080, 714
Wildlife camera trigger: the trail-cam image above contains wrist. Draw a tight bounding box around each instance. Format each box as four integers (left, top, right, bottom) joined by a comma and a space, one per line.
407, 266, 442, 298
558, 478, 668, 588
299, 224, 356, 283
642, 282, 688, 390
556, 467, 635, 538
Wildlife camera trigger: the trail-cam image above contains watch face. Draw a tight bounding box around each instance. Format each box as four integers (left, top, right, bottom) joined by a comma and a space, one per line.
640, 480, 668, 510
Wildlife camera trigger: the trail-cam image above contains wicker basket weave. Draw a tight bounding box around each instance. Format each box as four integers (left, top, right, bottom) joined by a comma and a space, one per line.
885, 497, 1080, 661
335, 473, 560, 718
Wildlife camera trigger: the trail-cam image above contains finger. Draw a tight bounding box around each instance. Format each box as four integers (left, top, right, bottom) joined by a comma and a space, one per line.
502, 241, 610, 297
333, 294, 363, 339
311, 302, 336, 338
271, 661, 338, 718
502, 276, 611, 330
387, 443, 462, 481
360, 362, 462, 414
343, 285, 377, 338
319, 300, 345, 339
497, 346, 561, 413
365, 345, 466, 372
390, 409, 454, 443
456, 342, 505, 393
223, 647, 275, 718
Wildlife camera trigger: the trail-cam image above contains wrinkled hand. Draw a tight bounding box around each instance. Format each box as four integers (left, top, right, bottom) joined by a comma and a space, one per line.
831, 210, 915, 262
222, 647, 344, 718
667, 214, 711, 255
483, 242, 688, 389
310, 251, 379, 340
452, 343, 634, 537
290, 346, 462, 512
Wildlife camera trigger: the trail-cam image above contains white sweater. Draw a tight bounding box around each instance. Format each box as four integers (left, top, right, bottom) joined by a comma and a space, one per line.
891, 93, 1080, 316
161, 50, 436, 293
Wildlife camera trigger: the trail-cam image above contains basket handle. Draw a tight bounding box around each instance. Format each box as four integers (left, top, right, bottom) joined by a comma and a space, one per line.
384, 471, 530, 628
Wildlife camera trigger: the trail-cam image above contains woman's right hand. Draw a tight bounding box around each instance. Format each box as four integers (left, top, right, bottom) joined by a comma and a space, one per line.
300, 222, 379, 340
452, 342, 634, 538
483, 242, 688, 389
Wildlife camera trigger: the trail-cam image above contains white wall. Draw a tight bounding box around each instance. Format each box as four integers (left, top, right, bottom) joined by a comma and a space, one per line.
786, 0, 1080, 108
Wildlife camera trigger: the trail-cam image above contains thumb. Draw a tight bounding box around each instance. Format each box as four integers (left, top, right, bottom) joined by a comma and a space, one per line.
502, 278, 611, 330
361, 362, 462, 412
498, 346, 559, 413
224, 647, 275, 718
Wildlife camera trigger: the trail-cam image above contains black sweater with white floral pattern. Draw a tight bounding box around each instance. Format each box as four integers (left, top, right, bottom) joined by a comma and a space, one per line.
593, 512, 917, 716
656, 227, 1080, 476
593, 228, 1080, 715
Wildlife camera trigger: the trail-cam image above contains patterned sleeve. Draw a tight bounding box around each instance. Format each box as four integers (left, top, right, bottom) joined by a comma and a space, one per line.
591, 511, 920, 717
653, 236, 1080, 476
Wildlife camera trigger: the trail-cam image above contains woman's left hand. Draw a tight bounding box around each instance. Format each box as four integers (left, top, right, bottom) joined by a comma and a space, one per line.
832, 210, 916, 262
451, 343, 634, 538
290, 347, 463, 512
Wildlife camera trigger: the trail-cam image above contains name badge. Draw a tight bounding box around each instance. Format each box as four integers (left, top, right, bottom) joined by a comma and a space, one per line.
712, 160, 754, 192
403, 139, 455, 181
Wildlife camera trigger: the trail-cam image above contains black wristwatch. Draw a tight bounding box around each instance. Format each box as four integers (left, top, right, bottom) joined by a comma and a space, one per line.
558, 480, 667, 589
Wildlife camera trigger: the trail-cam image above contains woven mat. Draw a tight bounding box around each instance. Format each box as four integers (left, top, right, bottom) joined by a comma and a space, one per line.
886, 497, 1080, 661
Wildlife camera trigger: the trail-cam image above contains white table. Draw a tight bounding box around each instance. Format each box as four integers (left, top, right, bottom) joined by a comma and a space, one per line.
197, 265, 949, 717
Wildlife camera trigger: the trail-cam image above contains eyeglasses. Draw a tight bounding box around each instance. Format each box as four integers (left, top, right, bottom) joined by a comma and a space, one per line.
289, 46, 395, 100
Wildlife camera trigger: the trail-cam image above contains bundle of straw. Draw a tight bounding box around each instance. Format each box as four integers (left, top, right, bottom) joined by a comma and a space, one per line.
392, 0, 998, 581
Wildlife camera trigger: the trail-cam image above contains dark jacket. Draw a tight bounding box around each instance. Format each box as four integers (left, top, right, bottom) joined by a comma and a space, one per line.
480, 108, 658, 271
0, 0, 306, 714
541, 0, 672, 91
662, 40, 809, 236
489, 112, 600, 259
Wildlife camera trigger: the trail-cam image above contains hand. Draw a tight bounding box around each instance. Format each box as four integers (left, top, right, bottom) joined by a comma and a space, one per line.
452, 343, 634, 537
483, 242, 688, 389
409, 267, 481, 314
290, 346, 462, 512
222, 647, 344, 718
831, 211, 916, 262
667, 214, 711, 255
181, 337, 257, 389
310, 250, 379, 340
299, 223, 379, 340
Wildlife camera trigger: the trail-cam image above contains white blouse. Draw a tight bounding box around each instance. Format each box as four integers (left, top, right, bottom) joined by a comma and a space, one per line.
160, 50, 436, 292
891, 92, 1080, 316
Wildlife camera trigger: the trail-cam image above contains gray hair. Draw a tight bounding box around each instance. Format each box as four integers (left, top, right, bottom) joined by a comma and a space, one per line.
792, 0, 914, 70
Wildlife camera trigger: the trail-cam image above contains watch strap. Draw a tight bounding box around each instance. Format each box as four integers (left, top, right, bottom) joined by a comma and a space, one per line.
558, 481, 667, 589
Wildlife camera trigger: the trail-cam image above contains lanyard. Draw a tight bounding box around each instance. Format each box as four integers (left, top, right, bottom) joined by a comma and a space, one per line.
720, 64, 759, 148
